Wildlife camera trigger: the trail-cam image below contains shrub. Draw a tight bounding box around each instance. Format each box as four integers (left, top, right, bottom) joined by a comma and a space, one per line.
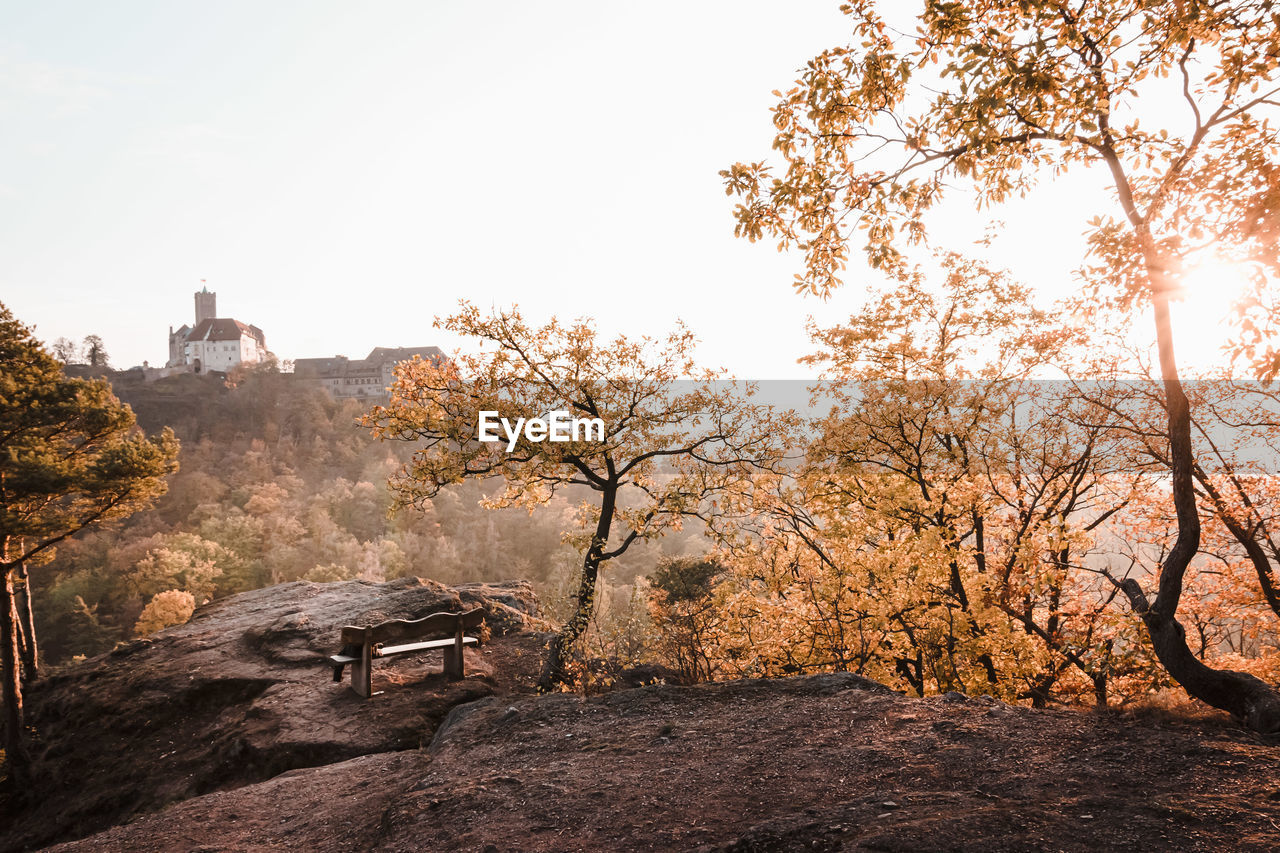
133, 590, 196, 637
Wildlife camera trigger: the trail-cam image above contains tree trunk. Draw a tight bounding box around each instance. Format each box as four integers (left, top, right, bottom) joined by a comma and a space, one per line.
1139, 609, 1280, 729
13, 593, 27, 677
944, 552, 999, 688
894, 653, 924, 696
0, 566, 29, 789
538, 488, 616, 693
1026, 673, 1056, 709
1120, 281, 1280, 732
16, 562, 36, 682
537, 554, 602, 693
1092, 640, 1112, 710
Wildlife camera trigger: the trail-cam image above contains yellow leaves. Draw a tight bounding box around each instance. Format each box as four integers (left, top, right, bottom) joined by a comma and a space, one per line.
703, 350, 1171, 702
133, 590, 196, 637
727, 0, 1280, 313
368, 302, 793, 590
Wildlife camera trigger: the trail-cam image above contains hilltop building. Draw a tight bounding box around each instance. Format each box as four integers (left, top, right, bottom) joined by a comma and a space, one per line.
294, 346, 446, 403
166, 287, 269, 373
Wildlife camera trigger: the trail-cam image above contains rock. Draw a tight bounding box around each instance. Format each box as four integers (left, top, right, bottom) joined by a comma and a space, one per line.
2, 577, 540, 852
39, 751, 429, 853
19, 668, 1280, 853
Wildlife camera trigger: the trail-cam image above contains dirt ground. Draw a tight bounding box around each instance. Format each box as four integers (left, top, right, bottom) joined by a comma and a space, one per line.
35, 672, 1280, 853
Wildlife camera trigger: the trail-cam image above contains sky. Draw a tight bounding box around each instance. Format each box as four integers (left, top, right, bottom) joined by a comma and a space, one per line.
1, 1, 1213, 378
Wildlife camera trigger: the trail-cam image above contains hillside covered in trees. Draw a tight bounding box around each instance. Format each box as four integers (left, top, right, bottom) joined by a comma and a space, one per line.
30, 366, 699, 670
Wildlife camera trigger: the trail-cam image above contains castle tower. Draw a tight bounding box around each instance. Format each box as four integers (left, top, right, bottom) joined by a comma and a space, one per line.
195, 284, 216, 324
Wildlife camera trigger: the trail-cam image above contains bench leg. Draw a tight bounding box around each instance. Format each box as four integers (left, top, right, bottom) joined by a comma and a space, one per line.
443, 635, 465, 680
333, 644, 360, 682
351, 642, 373, 698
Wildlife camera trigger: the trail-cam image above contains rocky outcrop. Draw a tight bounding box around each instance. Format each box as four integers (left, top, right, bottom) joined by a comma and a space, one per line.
36, 671, 1280, 853
10, 581, 1280, 852
1, 577, 543, 852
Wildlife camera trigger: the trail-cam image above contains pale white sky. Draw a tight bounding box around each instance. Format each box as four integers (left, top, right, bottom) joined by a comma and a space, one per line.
1, 2, 1160, 377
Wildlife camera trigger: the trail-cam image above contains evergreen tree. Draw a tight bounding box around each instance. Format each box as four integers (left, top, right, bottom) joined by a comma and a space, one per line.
0, 303, 178, 787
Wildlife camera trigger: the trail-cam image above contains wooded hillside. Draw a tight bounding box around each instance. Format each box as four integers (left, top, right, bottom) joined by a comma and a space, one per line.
32, 367, 698, 668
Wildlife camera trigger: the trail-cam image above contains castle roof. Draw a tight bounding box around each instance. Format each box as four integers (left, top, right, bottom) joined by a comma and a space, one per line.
293, 356, 348, 376
365, 346, 446, 364
294, 347, 445, 379
187, 318, 266, 347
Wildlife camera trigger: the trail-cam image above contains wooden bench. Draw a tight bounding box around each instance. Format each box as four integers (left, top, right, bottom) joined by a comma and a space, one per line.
328, 608, 485, 698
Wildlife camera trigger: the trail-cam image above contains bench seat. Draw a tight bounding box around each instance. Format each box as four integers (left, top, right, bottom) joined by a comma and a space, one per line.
377, 636, 479, 657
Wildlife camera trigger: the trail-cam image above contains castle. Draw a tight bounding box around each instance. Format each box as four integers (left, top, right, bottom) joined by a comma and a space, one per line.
157, 286, 441, 401
294, 346, 445, 403
167, 287, 269, 373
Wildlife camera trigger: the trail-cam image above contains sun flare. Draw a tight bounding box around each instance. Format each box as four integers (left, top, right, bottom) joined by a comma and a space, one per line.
1168, 257, 1254, 376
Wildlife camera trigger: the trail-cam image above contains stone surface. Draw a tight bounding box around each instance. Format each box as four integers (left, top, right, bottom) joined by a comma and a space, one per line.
37, 671, 1280, 853
10, 581, 1280, 852
2, 577, 543, 852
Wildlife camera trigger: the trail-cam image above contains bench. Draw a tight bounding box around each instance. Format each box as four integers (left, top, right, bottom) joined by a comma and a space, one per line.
328, 608, 486, 698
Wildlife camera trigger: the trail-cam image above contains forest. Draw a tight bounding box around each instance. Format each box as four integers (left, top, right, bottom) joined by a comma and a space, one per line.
26, 363, 700, 670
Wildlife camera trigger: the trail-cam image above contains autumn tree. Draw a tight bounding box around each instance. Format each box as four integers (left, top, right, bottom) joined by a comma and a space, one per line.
365, 303, 791, 692
725, 0, 1280, 730
124, 533, 227, 605
801, 261, 1056, 694
0, 303, 178, 784
702, 261, 1142, 704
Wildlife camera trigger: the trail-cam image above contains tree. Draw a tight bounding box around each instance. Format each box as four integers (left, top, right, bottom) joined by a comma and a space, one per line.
648, 556, 727, 683
724, 0, 1280, 729
0, 303, 178, 784
81, 335, 109, 368
804, 268, 1128, 703
124, 533, 227, 605
49, 338, 78, 365
365, 302, 790, 691
698, 262, 1145, 705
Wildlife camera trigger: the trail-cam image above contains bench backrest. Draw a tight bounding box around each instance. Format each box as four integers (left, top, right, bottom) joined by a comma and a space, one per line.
340, 608, 485, 646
